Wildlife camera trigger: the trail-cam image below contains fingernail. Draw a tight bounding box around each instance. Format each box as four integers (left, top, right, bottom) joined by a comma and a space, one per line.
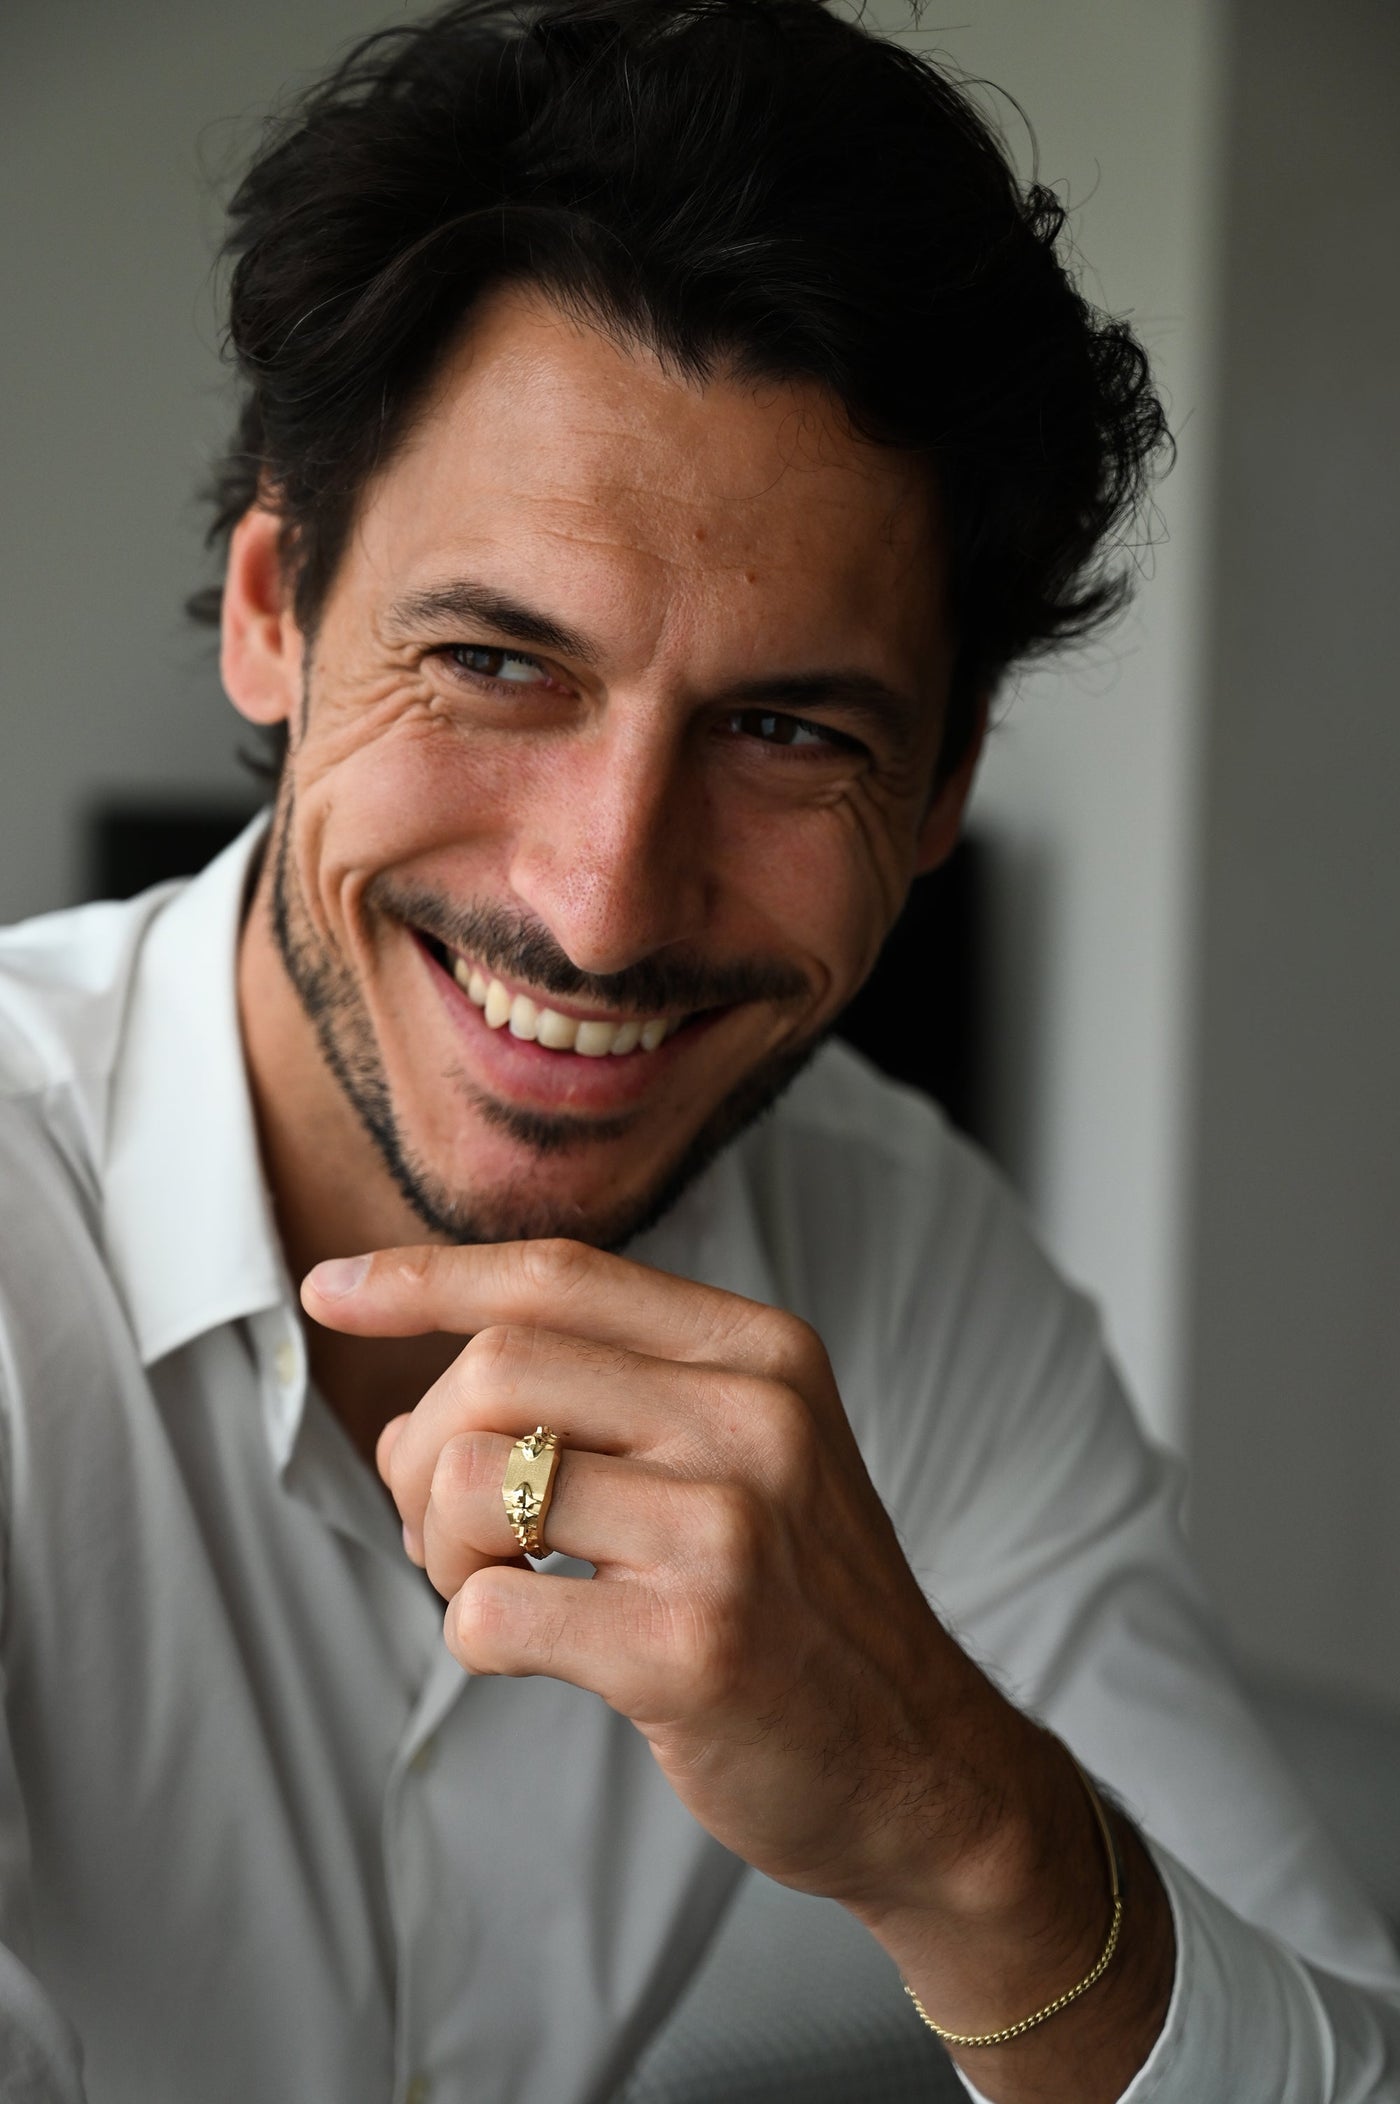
307, 1254, 371, 1298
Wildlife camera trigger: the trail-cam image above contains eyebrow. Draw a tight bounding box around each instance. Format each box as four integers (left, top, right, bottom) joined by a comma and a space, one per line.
386, 579, 926, 746
384, 581, 599, 664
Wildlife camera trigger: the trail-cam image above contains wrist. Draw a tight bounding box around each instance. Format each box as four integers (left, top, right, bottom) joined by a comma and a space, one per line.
850, 1720, 1115, 2034
905, 1756, 1124, 2049
850, 1722, 1174, 2101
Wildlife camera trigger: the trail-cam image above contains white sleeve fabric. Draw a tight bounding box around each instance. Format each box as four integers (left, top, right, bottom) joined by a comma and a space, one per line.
759, 1074, 1400, 2102
954, 1843, 1400, 2103
1136, 1846, 1400, 2101
826, 1116, 1395, 1965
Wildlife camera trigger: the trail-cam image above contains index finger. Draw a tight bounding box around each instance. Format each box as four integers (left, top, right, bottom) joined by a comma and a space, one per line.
301, 1237, 783, 1371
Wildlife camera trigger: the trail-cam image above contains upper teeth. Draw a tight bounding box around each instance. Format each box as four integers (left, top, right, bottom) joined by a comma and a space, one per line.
452, 956, 677, 1055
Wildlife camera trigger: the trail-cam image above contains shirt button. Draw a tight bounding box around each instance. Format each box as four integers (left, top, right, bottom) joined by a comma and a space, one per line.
408, 1735, 438, 1776
405, 2077, 431, 2104
273, 1337, 297, 1388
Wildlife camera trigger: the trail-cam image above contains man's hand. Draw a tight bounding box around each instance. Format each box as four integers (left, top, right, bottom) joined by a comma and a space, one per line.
304, 1237, 999, 1899
303, 1239, 1174, 2102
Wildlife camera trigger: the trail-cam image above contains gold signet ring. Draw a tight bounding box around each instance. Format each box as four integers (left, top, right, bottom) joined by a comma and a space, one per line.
501, 1426, 562, 1559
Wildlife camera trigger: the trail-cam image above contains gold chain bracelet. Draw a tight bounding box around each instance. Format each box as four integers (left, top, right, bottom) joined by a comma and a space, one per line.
904, 1756, 1124, 2050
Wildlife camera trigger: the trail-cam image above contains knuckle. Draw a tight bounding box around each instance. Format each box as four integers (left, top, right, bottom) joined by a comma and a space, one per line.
750, 1378, 819, 1488
579, 1335, 635, 1385
670, 1594, 747, 1711
463, 1321, 517, 1388
463, 1321, 526, 1390
728, 1306, 824, 1387
750, 1372, 806, 1435
428, 1430, 490, 1506
770, 1434, 820, 1508
383, 1425, 417, 1505
693, 1479, 765, 1579
389, 1242, 441, 1289
519, 1236, 592, 1302
772, 1312, 829, 1387
454, 1574, 506, 1653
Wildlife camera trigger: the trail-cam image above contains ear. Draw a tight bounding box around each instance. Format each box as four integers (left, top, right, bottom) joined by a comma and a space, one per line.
913, 692, 989, 876
220, 507, 305, 731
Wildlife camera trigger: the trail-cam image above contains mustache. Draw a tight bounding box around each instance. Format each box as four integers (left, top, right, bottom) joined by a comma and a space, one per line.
371, 878, 813, 1015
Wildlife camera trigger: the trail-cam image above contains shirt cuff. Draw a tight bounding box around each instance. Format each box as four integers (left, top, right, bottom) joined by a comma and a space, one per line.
954, 1839, 1400, 2104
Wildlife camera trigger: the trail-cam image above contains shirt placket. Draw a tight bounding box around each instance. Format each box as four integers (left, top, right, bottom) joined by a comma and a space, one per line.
251, 1299, 478, 2101
383, 1639, 476, 2104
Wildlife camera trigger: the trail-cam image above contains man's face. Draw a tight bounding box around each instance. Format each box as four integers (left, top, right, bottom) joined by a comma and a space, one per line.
234, 286, 970, 1247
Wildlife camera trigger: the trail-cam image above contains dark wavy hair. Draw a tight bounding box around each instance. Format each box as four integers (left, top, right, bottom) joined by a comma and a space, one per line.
195, 0, 1170, 776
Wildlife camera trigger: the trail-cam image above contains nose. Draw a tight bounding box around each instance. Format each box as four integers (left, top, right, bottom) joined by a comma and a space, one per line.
506, 715, 710, 978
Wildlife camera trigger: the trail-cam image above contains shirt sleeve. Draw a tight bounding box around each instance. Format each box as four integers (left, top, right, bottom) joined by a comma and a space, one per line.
813, 1105, 1400, 2091
954, 1843, 1400, 2103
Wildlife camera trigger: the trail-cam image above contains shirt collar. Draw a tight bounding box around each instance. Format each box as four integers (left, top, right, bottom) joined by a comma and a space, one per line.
102, 813, 288, 1368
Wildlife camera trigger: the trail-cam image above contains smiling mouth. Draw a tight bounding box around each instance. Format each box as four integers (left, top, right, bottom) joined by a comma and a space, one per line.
416, 933, 692, 1056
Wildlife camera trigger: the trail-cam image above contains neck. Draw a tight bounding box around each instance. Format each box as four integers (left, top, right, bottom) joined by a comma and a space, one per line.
236, 858, 462, 1467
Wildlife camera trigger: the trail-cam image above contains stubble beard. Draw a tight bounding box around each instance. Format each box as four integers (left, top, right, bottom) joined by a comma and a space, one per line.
266, 788, 823, 1250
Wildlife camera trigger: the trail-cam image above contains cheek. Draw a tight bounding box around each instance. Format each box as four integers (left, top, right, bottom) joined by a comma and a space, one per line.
713, 797, 916, 1015
291, 717, 528, 942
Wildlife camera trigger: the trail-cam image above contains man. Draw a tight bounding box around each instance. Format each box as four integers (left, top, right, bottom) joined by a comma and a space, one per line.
0, 2, 1396, 2100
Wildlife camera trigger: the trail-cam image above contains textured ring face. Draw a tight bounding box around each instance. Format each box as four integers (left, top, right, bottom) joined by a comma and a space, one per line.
502, 1427, 562, 1558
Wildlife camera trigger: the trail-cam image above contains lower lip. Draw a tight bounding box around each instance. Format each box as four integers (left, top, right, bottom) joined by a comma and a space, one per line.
414, 935, 720, 1114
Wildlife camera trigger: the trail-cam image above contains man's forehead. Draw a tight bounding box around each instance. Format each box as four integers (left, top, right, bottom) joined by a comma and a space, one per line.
330, 286, 952, 728
375, 285, 941, 576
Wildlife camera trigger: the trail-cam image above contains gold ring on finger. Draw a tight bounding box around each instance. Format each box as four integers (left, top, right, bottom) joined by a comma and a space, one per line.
501, 1426, 562, 1559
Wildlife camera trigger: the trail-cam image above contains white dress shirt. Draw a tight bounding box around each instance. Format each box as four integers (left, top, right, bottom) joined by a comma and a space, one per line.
0, 819, 1397, 2104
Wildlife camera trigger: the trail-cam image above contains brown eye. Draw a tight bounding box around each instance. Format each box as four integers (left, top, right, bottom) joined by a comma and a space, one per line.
447, 646, 551, 687
724, 708, 861, 754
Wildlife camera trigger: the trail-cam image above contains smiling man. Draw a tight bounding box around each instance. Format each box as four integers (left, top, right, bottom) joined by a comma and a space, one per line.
238, 287, 945, 1264
2, 5, 1399, 2104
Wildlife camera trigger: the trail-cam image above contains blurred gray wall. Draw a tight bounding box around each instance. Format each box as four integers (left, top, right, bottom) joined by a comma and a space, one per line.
892, 0, 1224, 1460
1186, 0, 1400, 1709
0, 0, 407, 924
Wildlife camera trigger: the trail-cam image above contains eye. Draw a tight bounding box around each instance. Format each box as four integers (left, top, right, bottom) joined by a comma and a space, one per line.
442, 644, 558, 690
722, 708, 864, 755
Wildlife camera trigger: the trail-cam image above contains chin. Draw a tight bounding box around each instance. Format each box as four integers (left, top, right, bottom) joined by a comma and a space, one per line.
379, 1030, 824, 1251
